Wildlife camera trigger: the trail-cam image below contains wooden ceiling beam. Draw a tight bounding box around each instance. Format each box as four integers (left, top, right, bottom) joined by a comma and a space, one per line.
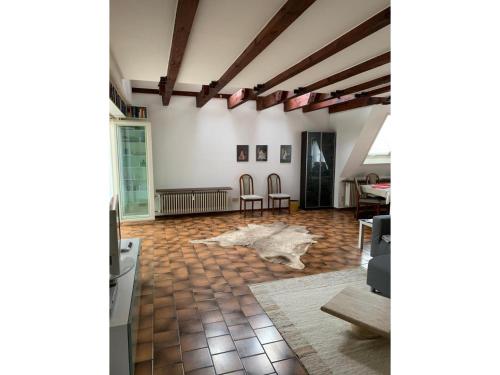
133, 87, 162, 94
302, 75, 390, 112
328, 96, 389, 113
159, 0, 199, 106
361, 85, 391, 97
227, 88, 256, 109
273, 52, 389, 111
195, 0, 316, 108
299, 51, 390, 95
283, 92, 328, 112
132, 87, 232, 99
256, 90, 294, 110
255, 7, 390, 95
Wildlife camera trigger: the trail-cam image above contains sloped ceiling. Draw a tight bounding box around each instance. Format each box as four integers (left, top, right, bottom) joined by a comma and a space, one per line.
110, 0, 390, 95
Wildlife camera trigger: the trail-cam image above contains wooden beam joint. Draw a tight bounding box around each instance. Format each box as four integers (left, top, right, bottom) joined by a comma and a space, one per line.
227, 88, 256, 109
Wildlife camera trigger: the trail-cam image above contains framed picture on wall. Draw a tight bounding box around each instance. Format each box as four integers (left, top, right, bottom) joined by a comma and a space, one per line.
256, 145, 268, 161
280, 145, 292, 163
237, 145, 249, 162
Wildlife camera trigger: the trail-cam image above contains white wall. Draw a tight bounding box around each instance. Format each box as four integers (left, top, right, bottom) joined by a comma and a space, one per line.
131, 93, 330, 210
329, 104, 391, 207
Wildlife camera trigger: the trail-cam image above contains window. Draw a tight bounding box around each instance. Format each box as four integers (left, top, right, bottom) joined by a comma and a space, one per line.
364, 114, 391, 164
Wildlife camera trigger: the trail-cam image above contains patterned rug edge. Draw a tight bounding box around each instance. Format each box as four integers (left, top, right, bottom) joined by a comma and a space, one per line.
249, 268, 367, 375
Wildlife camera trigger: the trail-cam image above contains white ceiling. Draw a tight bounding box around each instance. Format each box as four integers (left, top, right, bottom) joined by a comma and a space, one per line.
111, 0, 390, 96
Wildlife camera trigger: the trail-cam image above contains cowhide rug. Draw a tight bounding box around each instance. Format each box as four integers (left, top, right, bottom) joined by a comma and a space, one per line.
190, 222, 320, 269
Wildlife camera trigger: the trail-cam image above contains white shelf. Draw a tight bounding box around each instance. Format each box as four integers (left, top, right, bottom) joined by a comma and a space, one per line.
109, 99, 126, 118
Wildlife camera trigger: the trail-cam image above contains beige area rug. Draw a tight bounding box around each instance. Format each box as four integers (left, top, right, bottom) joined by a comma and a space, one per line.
191, 222, 320, 269
249, 268, 390, 375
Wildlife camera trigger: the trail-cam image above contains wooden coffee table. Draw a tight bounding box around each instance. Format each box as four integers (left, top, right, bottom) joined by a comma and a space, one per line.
321, 286, 390, 339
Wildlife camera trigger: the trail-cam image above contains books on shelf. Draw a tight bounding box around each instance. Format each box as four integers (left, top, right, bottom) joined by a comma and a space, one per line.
109, 81, 148, 119
126, 105, 148, 119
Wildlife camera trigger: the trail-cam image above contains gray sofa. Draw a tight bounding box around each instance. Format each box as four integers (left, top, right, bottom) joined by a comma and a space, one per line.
367, 215, 391, 298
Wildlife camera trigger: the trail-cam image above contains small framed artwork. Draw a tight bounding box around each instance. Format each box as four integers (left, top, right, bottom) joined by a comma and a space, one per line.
237, 145, 249, 162
256, 145, 268, 161
280, 145, 292, 163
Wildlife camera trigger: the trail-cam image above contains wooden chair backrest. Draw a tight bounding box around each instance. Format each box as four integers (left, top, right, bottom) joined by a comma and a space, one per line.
239, 174, 254, 195
354, 177, 364, 201
267, 173, 281, 194
365, 173, 380, 184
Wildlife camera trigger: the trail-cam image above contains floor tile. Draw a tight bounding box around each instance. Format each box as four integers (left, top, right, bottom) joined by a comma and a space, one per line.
155, 306, 176, 320
262, 341, 295, 362
204, 321, 229, 338
201, 310, 224, 324
197, 300, 220, 312
241, 353, 274, 375
229, 323, 256, 340
178, 308, 200, 321
254, 327, 282, 345
194, 290, 215, 302
180, 319, 204, 336
154, 296, 175, 307
154, 345, 182, 368
135, 360, 152, 375
272, 358, 307, 375
211, 351, 244, 374
218, 299, 241, 313
180, 332, 208, 352
153, 363, 184, 375
135, 342, 153, 362
247, 314, 273, 330
186, 367, 215, 375
137, 327, 153, 344
234, 337, 264, 358
154, 318, 178, 333
154, 330, 180, 349
238, 295, 258, 306
182, 348, 213, 372
223, 311, 248, 326
241, 303, 265, 317
207, 335, 236, 355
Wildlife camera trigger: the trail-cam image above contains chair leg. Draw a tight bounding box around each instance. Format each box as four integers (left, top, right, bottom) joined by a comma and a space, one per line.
252, 201, 254, 214
260, 200, 263, 216
240, 198, 242, 213
288, 198, 291, 214
278, 198, 281, 212
272, 199, 275, 214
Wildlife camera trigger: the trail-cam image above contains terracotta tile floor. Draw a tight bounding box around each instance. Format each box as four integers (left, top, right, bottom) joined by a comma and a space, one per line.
122, 209, 372, 375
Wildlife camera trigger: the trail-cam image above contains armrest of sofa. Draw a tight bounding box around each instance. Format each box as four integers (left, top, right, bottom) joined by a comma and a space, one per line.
371, 215, 391, 257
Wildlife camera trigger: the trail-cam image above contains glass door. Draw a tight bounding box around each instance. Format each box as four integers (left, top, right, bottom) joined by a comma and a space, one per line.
319, 133, 335, 207
116, 125, 150, 218
306, 132, 321, 208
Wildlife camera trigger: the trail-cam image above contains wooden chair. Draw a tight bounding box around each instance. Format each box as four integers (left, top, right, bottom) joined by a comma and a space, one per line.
354, 177, 382, 219
365, 173, 380, 184
267, 173, 291, 214
239, 174, 263, 216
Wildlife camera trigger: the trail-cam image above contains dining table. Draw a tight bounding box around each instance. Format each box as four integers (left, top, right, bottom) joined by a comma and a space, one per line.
361, 183, 391, 204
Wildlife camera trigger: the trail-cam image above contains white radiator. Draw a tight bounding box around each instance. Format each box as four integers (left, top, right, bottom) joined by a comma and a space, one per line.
155, 188, 230, 216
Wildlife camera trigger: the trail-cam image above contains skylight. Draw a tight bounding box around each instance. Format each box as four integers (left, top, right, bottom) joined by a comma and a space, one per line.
364, 114, 391, 164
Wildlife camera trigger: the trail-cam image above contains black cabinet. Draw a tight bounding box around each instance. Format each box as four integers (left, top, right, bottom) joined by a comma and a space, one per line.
300, 132, 336, 209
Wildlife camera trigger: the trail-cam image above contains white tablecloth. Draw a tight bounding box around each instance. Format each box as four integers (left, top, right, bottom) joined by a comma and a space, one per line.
361, 185, 391, 204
